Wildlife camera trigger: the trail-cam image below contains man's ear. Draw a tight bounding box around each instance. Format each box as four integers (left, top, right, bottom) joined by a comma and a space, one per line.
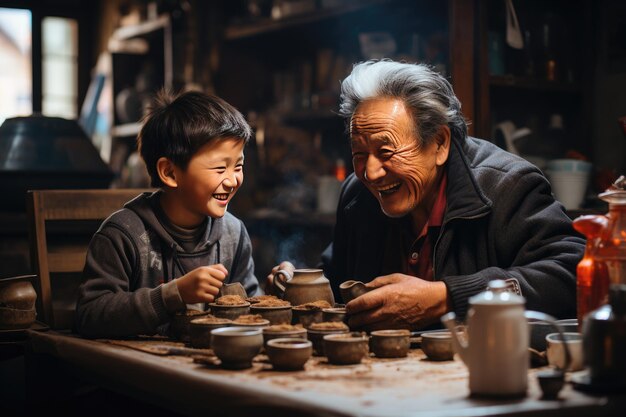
156, 157, 178, 188
435, 125, 451, 166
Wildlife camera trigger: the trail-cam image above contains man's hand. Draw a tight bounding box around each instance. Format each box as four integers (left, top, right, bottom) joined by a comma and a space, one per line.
176, 264, 228, 304
345, 274, 450, 330
264, 261, 295, 295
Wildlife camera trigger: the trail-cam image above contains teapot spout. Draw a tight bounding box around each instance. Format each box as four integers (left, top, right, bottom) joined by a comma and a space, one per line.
441, 312, 468, 364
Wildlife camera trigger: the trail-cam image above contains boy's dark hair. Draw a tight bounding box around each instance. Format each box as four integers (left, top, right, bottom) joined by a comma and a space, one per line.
138, 90, 252, 187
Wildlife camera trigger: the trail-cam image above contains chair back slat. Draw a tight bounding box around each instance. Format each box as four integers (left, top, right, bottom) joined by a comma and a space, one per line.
27, 189, 151, 329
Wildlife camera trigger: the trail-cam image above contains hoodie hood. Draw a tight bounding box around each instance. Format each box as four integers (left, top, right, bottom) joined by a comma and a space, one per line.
124, 190, 224, 254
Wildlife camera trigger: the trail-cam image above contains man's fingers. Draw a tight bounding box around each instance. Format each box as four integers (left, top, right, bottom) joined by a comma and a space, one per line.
365, 274, 401, 289
346, 289, 383, 314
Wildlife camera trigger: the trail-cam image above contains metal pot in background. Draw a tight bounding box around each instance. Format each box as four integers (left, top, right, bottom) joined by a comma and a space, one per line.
0, 115, 113, 211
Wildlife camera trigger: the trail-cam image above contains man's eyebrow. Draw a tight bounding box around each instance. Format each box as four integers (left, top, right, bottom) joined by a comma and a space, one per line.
370, 134, 393, 146
350, 134, 393, 146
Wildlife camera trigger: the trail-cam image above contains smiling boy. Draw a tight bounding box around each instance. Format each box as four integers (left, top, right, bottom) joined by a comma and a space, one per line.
75, 91, 261, 338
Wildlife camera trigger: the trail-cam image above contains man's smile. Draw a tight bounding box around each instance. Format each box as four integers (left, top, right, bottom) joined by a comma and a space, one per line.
373, 182, 402, 195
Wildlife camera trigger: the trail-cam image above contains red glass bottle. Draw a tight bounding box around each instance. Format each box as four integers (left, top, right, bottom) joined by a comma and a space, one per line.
596, 178, 626, 286
573, 215, 610, 328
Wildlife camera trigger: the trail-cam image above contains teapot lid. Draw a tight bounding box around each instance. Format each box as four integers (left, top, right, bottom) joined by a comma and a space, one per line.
599, 175, 626, 204
469, 280, 525, 306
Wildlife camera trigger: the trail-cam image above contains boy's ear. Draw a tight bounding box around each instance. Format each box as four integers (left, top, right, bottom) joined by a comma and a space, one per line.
156, 157, 178, 188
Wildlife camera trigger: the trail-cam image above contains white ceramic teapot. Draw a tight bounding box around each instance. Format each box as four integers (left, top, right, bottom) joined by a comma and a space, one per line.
441, 280, 531, 397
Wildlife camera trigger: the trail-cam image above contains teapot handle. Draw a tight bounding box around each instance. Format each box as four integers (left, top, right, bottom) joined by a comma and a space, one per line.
272, 269, 292, 297
525, 310, 571, 372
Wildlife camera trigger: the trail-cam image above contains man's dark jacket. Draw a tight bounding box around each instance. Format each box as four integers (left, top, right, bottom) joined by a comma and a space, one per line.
322, 136, 584, 319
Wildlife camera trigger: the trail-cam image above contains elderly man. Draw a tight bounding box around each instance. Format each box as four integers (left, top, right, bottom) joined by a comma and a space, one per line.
270, 60, 584, 330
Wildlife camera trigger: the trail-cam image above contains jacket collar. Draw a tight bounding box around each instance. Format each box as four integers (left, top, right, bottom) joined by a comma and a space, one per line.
443, 137, 492, 222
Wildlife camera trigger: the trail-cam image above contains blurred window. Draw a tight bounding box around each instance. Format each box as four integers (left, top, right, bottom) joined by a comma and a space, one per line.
42, 17, 78, 119
0, 7, 32, 126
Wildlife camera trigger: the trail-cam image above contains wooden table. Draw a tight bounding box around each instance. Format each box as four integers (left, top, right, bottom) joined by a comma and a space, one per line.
25, 330, 621, 417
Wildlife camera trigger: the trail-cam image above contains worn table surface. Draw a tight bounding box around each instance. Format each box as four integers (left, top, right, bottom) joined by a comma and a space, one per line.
26, 330, 615, 417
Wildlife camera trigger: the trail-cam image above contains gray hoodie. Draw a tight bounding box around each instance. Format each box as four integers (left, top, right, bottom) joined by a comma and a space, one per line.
75, 191, 261, 338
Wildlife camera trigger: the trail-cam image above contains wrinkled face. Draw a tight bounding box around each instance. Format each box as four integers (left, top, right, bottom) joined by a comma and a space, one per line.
350, 98, 444, 218
174, 138, 245, 220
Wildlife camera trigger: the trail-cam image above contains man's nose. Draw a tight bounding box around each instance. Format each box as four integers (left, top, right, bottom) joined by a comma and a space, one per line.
364, 155, 385, 182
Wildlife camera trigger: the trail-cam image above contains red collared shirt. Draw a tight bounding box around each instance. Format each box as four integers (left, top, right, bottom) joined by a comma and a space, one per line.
379, 173, 447, 282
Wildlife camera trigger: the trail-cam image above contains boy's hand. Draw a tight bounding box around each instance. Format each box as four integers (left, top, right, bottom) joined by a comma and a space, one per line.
176, 264, 228, 304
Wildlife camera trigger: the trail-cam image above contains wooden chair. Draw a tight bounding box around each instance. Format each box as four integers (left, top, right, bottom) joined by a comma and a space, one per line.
26, 189, 151, 329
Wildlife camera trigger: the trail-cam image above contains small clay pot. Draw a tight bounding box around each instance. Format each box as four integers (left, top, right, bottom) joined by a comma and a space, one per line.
0, 275, 37, 329
266, 338, 312, 371
307, 325, 350, 356
421, 331, 455, 361
189, 317, 231, 348
208, 302, 251, 321
250, 305, 292, 325
231, 315, 271, 329
211, 327, 263, 369
292, 307, 323, 328
370, 329, 411, 358
169, 309, 209, 342
263, 325, 307, 346
217, 282, 247, 299
324, 332, 370, 365
0, 275, 37, 310
0, 307, 36, 330
322, 307, 347, 324
339, 280, 370, 304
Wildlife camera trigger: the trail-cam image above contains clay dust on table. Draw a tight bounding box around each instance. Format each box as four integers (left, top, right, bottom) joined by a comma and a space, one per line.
178, 309, 207, 316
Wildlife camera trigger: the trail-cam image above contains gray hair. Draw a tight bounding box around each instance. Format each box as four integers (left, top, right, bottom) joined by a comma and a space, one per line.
339, 60, 468, 145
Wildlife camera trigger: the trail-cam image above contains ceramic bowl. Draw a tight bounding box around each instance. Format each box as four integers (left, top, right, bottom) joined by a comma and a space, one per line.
168, 309, 209, 342
546, 332, 583, 372
211, 327, 263, 369
421, 331, 455, 361
546, 159, 592, 173
307, 325, 350, 356
188, 317, 231, 348
250, 304, 292, 325
291, 307, 323, 328
266, 338, 312, 371
529, 318, 578, 352
263, 325, 307, 346
323, 332, 370, 365
322, 307, 347, 324
208, 302, 251, 321
369, 329, 411, 358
